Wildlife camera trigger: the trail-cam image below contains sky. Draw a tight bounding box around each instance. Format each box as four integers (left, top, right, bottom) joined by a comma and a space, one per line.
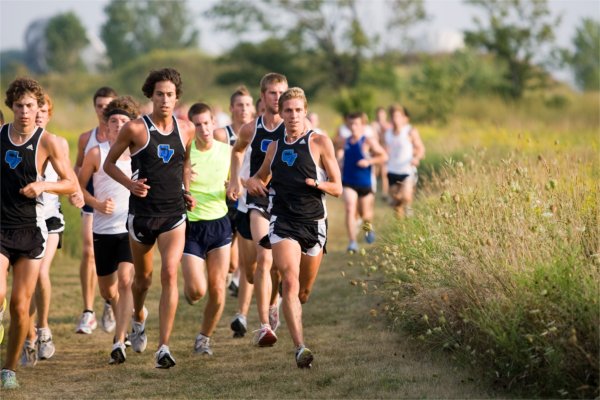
0, 0, 598, 82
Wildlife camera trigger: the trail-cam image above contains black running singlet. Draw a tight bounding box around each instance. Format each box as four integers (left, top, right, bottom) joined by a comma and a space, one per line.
1, 124, 45, 228
268, 130, 326, 221
246, 115, 285, 209
225, 125, 237, 146
129, 115, 186, 217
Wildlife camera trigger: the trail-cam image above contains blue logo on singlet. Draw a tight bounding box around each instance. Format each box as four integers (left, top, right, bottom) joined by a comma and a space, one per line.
5, 150, 22, 169
260, 139, 272, 153
281, 149, 298, 166
157, 144, 174, 163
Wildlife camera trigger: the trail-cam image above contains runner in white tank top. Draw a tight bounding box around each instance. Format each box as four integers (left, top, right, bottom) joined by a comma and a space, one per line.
384, 105, 425, 218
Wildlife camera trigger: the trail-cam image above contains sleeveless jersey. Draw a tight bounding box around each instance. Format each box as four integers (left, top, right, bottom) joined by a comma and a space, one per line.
342, 135, 372, 188
1, 124, 45, 229
385, 124, 414, 175
246, 115, 285, 208
225, 125, 237, 146
268, 130, 327, 221
92, 142, 131, 234
129, 115, 186, 217
84, 127, 103, 154
187, 140, 230, 221
42, 162, 64, 224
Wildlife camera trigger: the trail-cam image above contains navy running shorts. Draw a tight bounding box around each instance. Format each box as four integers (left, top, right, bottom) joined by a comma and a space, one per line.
268, 215, 327, 257
128, 214, 187, 245
183, 216, 232, 260
93, 232, 132, 276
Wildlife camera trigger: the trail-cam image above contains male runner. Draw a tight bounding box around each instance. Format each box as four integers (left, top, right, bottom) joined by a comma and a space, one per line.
104, 68, 195, 368
246, 87, 342, 368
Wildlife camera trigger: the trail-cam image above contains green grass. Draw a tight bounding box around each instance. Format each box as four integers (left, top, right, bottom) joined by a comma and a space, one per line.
366, 116, 599, 398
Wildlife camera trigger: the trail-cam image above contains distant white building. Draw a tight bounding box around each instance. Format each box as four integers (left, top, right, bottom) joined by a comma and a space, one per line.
414, 30, 465, 53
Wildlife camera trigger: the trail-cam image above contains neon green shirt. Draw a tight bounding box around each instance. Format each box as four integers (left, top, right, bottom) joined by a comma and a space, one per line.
187, 139, 230, 221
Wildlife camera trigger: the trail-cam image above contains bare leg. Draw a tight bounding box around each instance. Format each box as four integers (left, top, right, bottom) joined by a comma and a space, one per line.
80, 214, 98, 311
114, 262, 134, 344
343, 188, 359, 243
236, 236, 255, 317
250, 211, 273, 326
272, 239, 303, 346
200, 246, 230, 336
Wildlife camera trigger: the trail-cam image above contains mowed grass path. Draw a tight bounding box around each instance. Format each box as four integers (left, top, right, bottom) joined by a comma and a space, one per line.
2, 197, 496, 399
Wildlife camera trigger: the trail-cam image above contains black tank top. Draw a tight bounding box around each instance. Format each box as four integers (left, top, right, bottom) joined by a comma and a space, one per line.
1, 124, 45, 228
225, 125, 237, 146
246, 115, 285, 208
129, 115, 186, 217
269, 130, 326, 221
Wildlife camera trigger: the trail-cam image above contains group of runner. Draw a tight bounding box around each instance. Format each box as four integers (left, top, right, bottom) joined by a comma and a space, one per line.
0, 68, 424, 390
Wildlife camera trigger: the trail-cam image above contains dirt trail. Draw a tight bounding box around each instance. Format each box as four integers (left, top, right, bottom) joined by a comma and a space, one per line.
2, 197, 497, 399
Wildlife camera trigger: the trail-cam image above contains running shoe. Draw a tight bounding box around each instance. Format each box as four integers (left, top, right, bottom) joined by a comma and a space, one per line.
295, 345, 314, 369
194, 334, 213, 356
130, 306, 148, 353
252, 325, 277, 347
228, 281, 239, 298
20, 339, 37, 367
0, 298, 6, 344
269, 297, 282, 332
362, 222, 376, 244
155, 344, 176, 369
1, 369, 19, 389
109, 341, 126, 364
76, 311, 97, 334
347, 241, 359, 254
230, 313, 247, 338
124, 333, 132, 348
37, 327, 55, 360
101, 301, 116, 333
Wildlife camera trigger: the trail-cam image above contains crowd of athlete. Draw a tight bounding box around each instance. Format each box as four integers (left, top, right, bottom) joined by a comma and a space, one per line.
0, 69, 424, 390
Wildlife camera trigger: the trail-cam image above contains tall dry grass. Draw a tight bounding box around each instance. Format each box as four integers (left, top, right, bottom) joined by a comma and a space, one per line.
365, 117, 599, 397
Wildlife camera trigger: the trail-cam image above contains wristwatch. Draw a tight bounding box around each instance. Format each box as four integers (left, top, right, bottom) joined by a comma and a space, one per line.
314, 179, 320, 188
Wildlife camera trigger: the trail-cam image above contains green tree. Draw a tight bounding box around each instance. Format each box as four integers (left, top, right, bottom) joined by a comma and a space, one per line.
464, 0, 560, 99
207, 0, 426, 90
45, 12, 89, 72
101, 0, 199, 68
570, 18, 600, 91
386, 0, 428, 51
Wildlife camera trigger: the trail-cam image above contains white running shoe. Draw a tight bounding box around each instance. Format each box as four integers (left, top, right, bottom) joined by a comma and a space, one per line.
269, 298, 282, 332
101, 301, 116, 333
37, 327, 55, 360
130, 306, 148, 353
230, 313, 247, 338
76, 311, 97, 334
194, 334, 213, 356
295, 345, 314, 369
155, 344, 176, 369
109, 342, 126, 364
20, 339, 38, 367
1, 369, 19, 389
252, 324, 277, 347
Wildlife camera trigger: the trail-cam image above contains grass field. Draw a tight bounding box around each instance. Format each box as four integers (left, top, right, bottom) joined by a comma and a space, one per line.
0, 197, 498, 399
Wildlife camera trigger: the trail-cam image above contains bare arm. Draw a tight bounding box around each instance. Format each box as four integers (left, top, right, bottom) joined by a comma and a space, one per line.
180, 119, 196, 211
74, 130, 91, 173
56, 136, 84, 208
21, 134, 78, 198
104, 120, 150, 197
410, 128, 425, 166
245, 140, 275, 197
306, 134, 342, 197
226, 119, 254, 201
213, 127, 228, 144
357, 136, 388, 168
78, 146, 115, 214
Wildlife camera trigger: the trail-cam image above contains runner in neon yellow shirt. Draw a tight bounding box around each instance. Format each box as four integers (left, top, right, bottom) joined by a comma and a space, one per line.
182, 103, 232, 356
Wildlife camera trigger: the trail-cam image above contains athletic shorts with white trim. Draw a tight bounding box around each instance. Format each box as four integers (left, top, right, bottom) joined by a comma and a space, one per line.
268, 215, 327, 257
127, 214, 186, 245
183, 216, 232, 260
1, 227, 48, 265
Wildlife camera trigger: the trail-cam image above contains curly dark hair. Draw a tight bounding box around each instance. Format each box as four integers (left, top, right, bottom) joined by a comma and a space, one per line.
5, 77, 45, 109
103, 95, 140, 121
141, 68, 183, 99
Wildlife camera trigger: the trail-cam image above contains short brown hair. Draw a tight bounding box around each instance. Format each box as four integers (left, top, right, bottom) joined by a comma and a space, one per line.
260, 72, 287, 93
230, 85, 252, 106
388, 103, 410, 119
278, 87, 307, 111
5, 77, 45, 109
142, 68, 183, 99
43, 93, 54, 118
103, 96, 140, 121
187, 102, 213, 120
93, 86, 118, 105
